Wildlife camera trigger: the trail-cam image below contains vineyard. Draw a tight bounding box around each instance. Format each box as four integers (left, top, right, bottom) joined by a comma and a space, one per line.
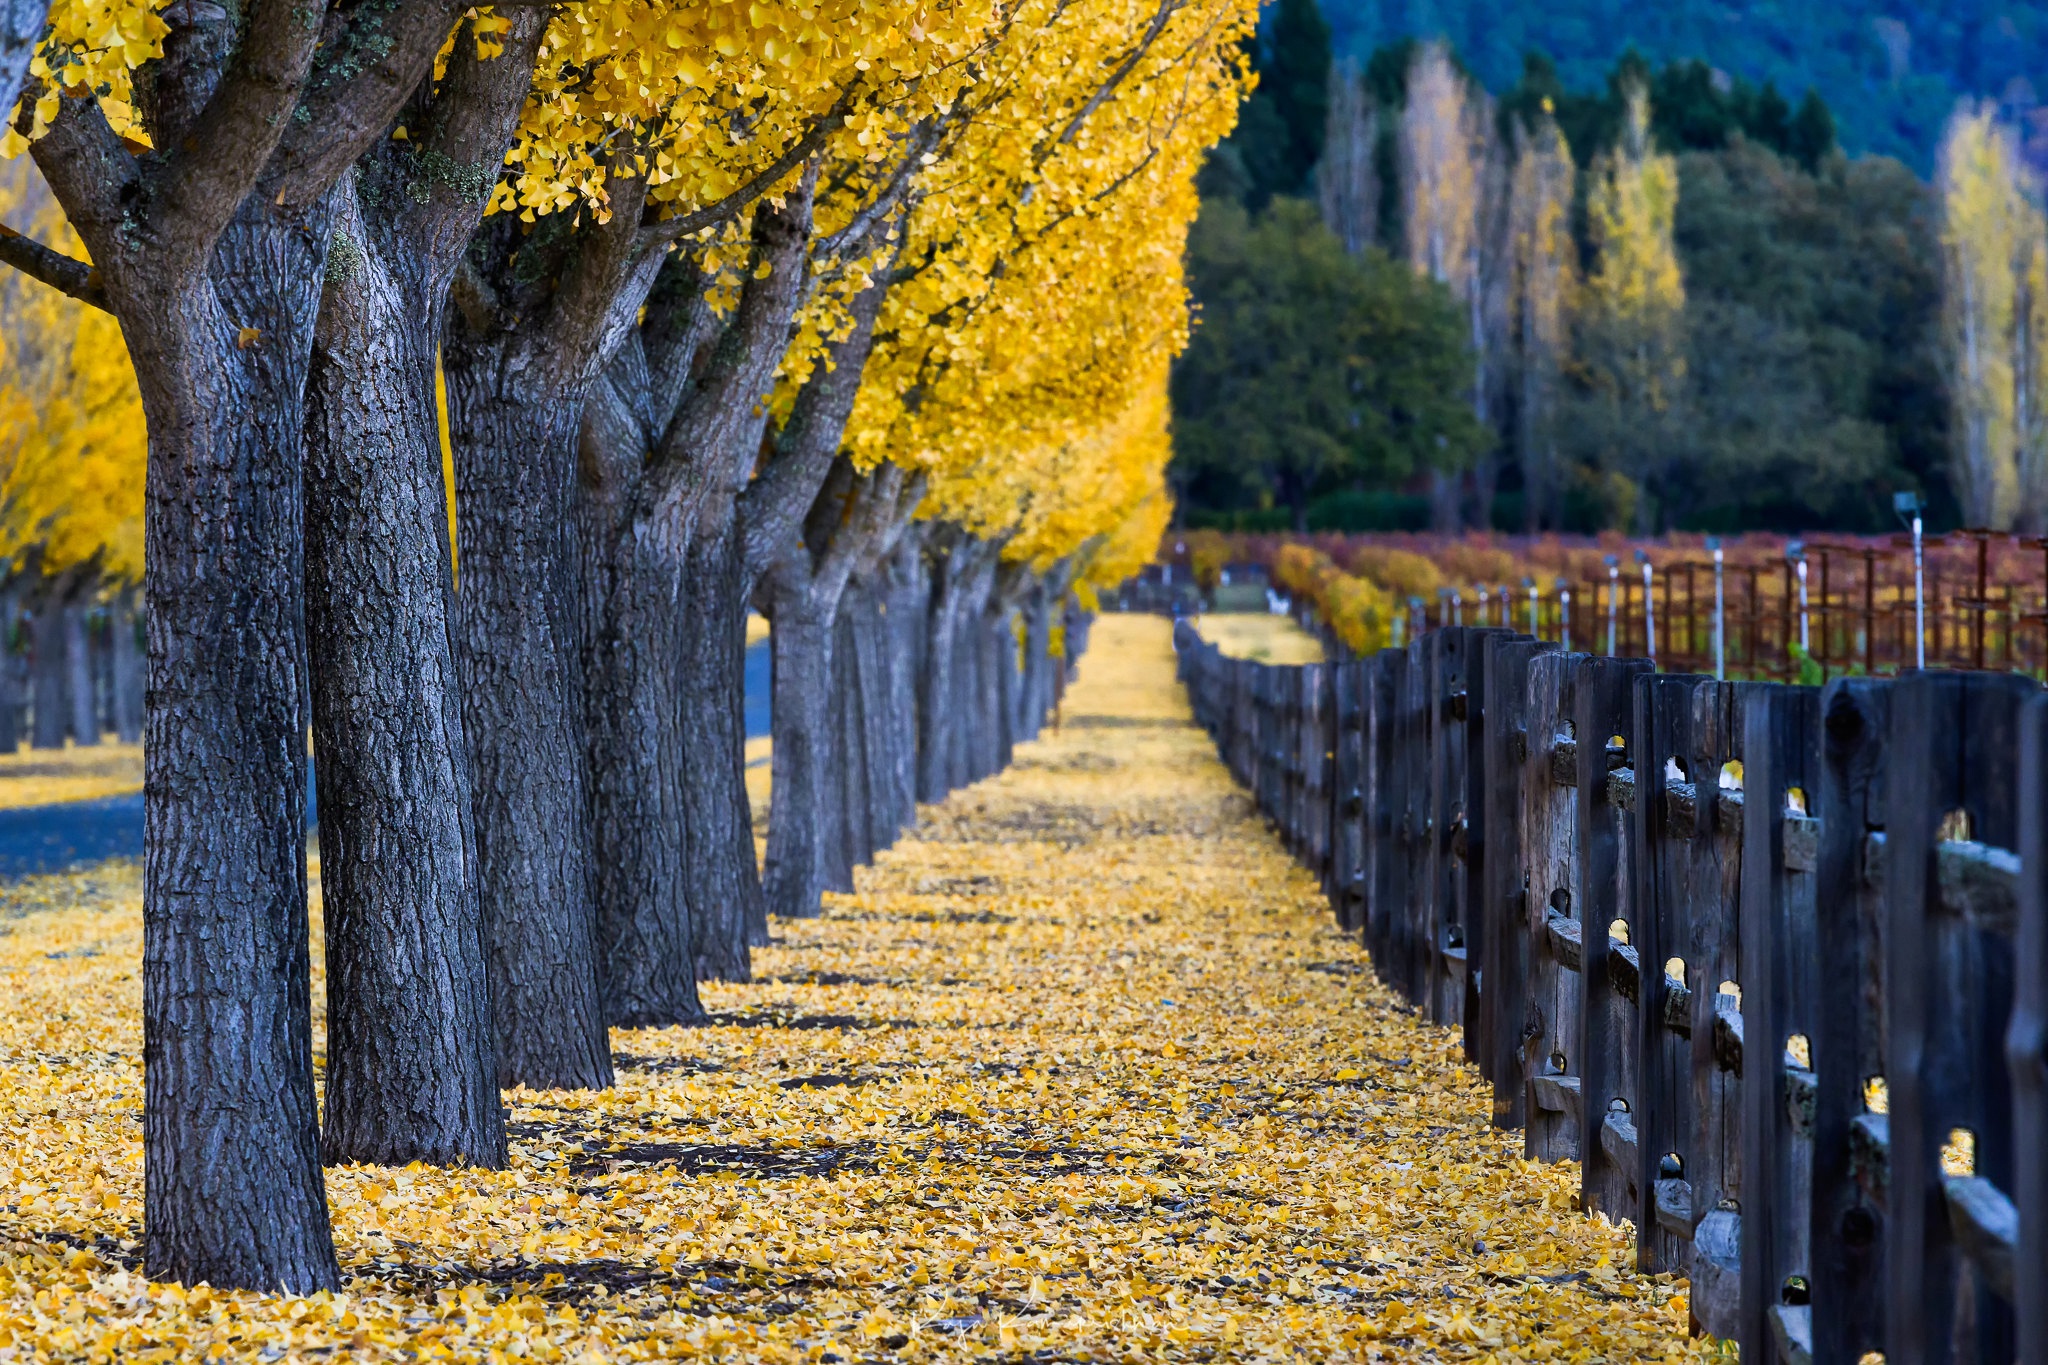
1157, 529, 2048, 678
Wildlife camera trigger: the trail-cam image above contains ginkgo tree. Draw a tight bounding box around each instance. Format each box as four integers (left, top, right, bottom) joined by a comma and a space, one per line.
752, 0, 1254, 919
0, 0, 1254, 1297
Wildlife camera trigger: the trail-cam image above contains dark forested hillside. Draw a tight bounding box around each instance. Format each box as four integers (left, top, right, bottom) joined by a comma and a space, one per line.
1319, 0, 2048, 170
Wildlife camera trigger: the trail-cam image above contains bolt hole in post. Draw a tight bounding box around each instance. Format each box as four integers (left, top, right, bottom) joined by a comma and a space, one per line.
1659, 1151, 1685, 1179
1781, 1275, 1812, 1306
1549, 1050, 1569, 1074
1786, 785, 1808, 815
1937, 807, 1972, 842
1784, 1033, 1811, 1068
1609, 918, 1630, 946
1717, 979, 1740, 1006
1664, 957, 1687, 988
1719, 759, 1743, 791
1864, 1076, 1890, 1113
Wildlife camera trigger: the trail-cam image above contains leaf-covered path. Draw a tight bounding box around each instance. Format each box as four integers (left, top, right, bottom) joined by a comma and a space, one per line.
0, 615, 1710, 1362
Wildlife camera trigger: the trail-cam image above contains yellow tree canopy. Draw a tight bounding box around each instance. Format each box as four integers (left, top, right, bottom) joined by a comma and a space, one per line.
845, 0, 1255, 563
0, 160, 143, 580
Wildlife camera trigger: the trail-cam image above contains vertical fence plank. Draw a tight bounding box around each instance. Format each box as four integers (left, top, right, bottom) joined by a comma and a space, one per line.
2015, 694, 2048, 1365
1366, 650, 1403, 980
1525, 651, 1587, 1162
1884, 671, 2031, 1364
1484, 634, 1556, 1127
1401, 636, 1432, 1006
1739, 682, 1824, 1361
1576, 656, 1655, 1227
1812, 677, 1890, 1365
1631, 671, 1705, 1279
1332, 659, 1366, 934
1460, 628, 1518, 1066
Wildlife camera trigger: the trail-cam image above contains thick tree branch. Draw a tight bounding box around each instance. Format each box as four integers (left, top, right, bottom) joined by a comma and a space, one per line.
270, 2, 470, 209
25, 94, 140, 274
650, 165, 817, 476
814, 462, 908, 610
739, 258, 895, 581
0, 223, 107, 311
153, 0, 326, 276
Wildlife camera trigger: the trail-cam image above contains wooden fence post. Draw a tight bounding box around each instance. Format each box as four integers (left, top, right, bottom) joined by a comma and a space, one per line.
1883, 670, 2032, 1363
1332, 659, 1367, 933
1525, 650, 1587, 1163
1811, 677, 1890, 1365
1739, 681, 1824, 1360
1483, 634, 1557, 1126
1366, 650, 1403, 981
1576, 656, 1655, 1229
2015, 694, 2048, 1365
1399, 635, 1432, 1006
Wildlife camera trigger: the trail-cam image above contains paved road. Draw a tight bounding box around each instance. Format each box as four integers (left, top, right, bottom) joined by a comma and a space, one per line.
0, 641, 774, 879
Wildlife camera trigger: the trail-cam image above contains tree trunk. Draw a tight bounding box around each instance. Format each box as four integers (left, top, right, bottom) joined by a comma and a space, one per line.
133, 213, 338, 1294
303, 187, 506, 1168
63, 580, 97, 743
847, 584, 898, 856
110, 586, 141, 744
582, 487, 703, 1026
992, 601, 1018, 772
0, 583, 20, 754
443, 363, 615, 1092
679, 500, 765, 977
885, 534, 926, 828
827, 604, 865, 887
762, 566, 833, 918
29, 574, 68, 750
916, 543, 960, 804
1019, 586, 1051, 744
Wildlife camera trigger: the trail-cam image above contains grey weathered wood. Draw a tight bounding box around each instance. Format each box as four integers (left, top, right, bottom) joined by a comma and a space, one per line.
1526, 651, 1587, 1163
1331, 659, 1366, 932
2016, 694, 2048, 1365
1812, 678, 1890, 1364
1884, 670, 2031, 1364
1576, 655, 1655, 1226
1740, 682, 1823, 1361
1483, 634, 1556, 1127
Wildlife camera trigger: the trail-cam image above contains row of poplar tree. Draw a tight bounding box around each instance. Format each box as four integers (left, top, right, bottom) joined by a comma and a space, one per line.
0, 0, 1254, 1293
1174, 0, 2014, 537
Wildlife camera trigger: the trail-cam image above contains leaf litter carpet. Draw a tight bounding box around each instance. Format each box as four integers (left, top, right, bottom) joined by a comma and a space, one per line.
0, 615, 1711, 1362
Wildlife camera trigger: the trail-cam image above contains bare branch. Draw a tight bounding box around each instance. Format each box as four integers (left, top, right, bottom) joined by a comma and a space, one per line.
1036, 0, 1183, 167
637, 89, 858, 249
0, 224, 107, 310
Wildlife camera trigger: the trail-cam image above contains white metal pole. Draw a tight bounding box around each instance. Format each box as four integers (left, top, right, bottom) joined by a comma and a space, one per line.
1796, 558, 1810, 653
1913, 516, 1926, 669
1642, 559, 1657, 666
1561, 588, 1572, 653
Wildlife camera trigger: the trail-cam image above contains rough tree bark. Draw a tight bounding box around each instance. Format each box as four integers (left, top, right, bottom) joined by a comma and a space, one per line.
762, 461, 910, 918
109, 584, 141, 744
301, 10, 547, 1166
883, 528, 928, 827
61, 576, 97, 745
578, 187, 813, 1023
27, 567, 75, 750
916, 529, 968, 803
3, 0, 473, 1290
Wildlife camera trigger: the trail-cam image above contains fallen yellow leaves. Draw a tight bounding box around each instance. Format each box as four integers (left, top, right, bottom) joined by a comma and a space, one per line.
0, 616, 1717, 1361
0, 741, 142, 810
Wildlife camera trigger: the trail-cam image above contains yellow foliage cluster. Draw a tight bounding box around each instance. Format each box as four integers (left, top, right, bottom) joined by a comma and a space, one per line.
0, 0, 170, 155
1271, 544, 1396, 655
849, 0, 1257, 569
1346, 544, 1445, 602
0, 161, 145, 581
1582, 86, 1686, 416
0, 618, 1715, 1362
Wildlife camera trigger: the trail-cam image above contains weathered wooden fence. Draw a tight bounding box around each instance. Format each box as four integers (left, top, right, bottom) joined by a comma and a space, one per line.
1174, 619, 2048, 1364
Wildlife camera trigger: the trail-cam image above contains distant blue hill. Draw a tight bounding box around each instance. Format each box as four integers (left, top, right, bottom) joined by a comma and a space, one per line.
1321, 0, 2048, 170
